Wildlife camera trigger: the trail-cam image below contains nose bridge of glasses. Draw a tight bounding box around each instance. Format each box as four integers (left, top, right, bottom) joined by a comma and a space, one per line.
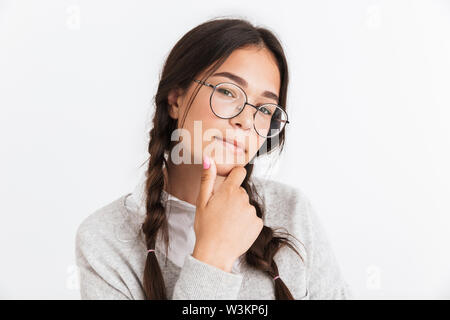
239, 102, 260, 121
232, 102, 257, 129
243, 101, 259, 112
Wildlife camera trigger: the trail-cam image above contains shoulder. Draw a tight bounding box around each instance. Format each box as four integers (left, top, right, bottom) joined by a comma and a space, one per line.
250, 176, 316, 245
251, 175, 313, 221
75, 194, 144, 262
75, 194, 147, 300
76, 194, 130, 241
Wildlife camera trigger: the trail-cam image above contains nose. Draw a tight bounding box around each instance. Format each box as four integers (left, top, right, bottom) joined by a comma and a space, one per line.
230, 103, 254, 131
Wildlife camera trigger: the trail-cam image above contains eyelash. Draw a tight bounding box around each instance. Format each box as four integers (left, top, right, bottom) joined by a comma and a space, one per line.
216, 83, 274, 107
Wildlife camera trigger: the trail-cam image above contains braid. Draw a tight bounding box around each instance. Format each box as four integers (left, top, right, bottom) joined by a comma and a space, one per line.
141, 109, 174, 299
242, 163, 304, 300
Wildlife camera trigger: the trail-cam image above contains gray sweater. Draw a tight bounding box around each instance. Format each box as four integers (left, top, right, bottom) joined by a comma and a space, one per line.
75, 176, 352, 299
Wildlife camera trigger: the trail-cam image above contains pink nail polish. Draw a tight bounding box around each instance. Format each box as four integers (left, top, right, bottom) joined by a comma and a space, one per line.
203, 156, 210, 169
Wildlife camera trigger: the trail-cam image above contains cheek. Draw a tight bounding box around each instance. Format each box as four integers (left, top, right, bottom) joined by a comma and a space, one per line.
183, 99, 218, 127
184, 105, 223, 144
177, 102, 222, 161
247, 134, 266, 158
176, 99, 266, 164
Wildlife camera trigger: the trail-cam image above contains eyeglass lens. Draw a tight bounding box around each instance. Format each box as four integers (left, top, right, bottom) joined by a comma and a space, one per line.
211, 82, 287, 138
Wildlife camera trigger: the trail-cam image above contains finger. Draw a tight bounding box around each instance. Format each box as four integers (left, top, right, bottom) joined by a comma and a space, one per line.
222, 165, 247, 189
196, 154, 217, 208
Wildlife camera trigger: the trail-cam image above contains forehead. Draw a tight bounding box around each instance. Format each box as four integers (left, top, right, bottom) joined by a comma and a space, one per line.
210, 46, 281, 97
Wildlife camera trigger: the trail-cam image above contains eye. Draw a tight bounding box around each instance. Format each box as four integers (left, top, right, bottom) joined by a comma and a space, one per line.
217, 88, 234, 98
259, 106, 272, 115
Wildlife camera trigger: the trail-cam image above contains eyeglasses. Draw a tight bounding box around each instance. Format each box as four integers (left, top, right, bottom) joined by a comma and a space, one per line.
193, 79, 289, 138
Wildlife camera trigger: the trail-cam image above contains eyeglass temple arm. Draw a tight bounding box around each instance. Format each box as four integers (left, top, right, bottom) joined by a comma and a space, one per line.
274, 119, 290, 124
193, 79, 214, 88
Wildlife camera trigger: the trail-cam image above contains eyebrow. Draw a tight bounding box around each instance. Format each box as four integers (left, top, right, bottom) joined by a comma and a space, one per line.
211, 71, 279, 103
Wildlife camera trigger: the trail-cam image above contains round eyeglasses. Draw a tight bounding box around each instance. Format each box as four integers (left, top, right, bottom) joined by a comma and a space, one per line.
193, 79, 289, 138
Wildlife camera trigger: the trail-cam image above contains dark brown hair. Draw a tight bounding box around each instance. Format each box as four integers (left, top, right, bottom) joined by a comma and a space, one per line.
141, 17, 303, 300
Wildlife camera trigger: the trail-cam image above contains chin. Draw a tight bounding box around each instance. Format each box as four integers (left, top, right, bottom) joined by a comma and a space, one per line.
215, 162, 248, 177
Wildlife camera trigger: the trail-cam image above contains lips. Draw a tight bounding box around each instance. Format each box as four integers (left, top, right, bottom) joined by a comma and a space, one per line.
214, 136, 246, 153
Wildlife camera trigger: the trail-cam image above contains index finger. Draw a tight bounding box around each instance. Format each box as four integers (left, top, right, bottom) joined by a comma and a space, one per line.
222, 166, 247, 189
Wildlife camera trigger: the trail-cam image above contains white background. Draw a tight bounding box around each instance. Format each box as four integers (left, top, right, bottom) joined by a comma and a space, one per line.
1, 0, 449, 299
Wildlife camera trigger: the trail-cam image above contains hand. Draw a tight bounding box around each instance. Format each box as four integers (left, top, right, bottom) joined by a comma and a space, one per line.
192, 155, 264, 272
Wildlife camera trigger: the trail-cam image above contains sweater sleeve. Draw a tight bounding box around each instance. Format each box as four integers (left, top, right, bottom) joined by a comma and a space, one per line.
75, 220, 132, 300
172, 254, 243, 299
302, 195, 353, 300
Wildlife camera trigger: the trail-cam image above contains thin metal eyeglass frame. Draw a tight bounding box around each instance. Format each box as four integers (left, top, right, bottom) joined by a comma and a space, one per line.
192, 79, 289, 138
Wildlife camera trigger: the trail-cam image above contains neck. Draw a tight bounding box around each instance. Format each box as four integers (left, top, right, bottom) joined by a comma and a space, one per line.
162, 156, 226, 207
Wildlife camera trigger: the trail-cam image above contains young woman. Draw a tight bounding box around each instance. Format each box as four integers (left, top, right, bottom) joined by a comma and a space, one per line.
75, 17, 352, 300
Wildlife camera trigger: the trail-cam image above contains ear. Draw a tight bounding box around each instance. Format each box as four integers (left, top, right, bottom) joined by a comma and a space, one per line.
167, 87, 185, 120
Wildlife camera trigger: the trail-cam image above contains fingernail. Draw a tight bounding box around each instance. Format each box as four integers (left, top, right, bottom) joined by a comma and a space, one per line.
203, 155, 210, 170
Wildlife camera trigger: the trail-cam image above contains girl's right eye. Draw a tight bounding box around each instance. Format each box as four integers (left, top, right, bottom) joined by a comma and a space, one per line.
218, 88, 234, 97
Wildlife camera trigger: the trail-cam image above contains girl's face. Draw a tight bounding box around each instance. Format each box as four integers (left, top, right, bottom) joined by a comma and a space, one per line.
168, 45, 281, 176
